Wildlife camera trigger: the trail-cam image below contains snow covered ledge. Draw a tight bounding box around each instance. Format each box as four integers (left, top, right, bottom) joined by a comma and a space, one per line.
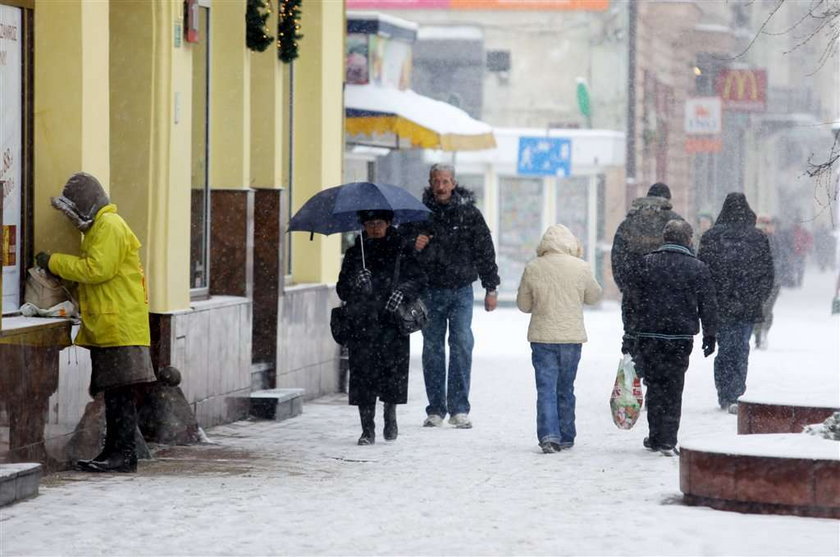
679, 433, 840, 519
737, 389, 840, 434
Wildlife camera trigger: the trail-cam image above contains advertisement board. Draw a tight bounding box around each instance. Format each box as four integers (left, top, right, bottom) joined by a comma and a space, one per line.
1, 5, 21, 314
715, 69, 767, 112
684, 97, 722, 135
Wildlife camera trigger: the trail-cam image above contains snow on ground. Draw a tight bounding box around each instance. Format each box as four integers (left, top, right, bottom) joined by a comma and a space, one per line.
1, 269, 838, 556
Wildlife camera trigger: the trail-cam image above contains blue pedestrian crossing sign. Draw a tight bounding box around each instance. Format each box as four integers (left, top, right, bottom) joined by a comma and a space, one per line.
517, 137, 572, 177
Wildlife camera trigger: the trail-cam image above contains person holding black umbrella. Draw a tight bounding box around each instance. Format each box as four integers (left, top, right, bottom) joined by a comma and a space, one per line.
336, 210, 427, 445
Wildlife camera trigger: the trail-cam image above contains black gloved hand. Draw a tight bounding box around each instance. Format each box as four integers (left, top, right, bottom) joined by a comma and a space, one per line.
621, 334, 636, 356
702, 335, 716, 357
354, 268, 373, 294
385, 290, 404, 312
35, 252, 52, 271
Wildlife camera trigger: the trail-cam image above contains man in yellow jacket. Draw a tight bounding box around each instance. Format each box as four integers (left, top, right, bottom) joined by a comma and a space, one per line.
36, 172, 156, 473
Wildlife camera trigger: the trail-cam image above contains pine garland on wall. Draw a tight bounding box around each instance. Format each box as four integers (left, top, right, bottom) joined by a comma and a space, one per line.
246, 0, 274, 52
277, 0, 303, 63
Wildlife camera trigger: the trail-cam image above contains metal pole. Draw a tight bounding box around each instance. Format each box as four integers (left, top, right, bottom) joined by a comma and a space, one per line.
625, 0, 638, 210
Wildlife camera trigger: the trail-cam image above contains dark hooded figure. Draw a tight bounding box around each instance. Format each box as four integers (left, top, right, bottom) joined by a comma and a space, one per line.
611, 183, 684, 359
336, 210, 427, 445
698, 193, 774, 414
629, 220, 718, 454
36, 172, 156, 472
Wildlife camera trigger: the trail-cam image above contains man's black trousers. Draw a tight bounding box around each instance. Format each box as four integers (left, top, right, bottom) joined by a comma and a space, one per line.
635, 337, 693, 449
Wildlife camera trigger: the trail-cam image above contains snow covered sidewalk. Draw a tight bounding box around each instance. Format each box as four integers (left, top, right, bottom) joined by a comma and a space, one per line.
1, 271, 838, 556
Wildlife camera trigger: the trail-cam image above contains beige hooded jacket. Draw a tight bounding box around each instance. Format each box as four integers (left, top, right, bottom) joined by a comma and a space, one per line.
516, 224, 603, 344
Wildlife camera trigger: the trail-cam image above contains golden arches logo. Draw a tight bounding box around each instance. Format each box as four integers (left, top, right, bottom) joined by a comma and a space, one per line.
721, 70, 760, 101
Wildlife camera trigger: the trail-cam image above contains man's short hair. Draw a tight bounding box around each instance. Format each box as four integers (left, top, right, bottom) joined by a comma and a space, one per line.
429, 163, 456, 181
663, 219, 693, 247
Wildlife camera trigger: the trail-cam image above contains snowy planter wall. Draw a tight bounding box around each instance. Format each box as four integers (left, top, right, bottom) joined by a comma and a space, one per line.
737, 390, 840, 434
679, 433, 840, 519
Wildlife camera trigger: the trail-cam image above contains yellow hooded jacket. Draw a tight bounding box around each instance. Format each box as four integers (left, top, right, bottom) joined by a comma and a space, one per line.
48, 204, 150, 347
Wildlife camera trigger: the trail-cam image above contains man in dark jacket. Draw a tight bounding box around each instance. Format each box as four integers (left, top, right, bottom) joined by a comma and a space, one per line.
698, 193, 774, 414
630, 220, 718, 455
401, 164, 500, 429
611, 182, 683, 359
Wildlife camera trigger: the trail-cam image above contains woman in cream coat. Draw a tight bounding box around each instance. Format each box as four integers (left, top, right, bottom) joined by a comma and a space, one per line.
516, 224, 602, 453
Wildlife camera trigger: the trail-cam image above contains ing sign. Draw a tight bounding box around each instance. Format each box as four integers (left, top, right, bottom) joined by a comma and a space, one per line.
715, 69, 767, 112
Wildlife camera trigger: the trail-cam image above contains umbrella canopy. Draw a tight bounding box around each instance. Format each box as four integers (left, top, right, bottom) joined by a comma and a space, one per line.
288, 181, 430, 236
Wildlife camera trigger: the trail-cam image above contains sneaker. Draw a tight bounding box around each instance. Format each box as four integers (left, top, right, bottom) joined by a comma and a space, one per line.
556, 442, 574, 450
423, 414, 443, 427
728, 403, 739, 415
448, 413, 473, 429
540, 442, 557, 454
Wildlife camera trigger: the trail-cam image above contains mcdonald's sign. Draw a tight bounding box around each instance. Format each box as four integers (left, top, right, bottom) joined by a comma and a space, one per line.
715, 69, 767, 112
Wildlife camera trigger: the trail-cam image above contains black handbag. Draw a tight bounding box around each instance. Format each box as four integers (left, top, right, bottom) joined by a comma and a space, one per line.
330, 305, 352, 345
394, 297, 429, 335
391, 251, 429, 336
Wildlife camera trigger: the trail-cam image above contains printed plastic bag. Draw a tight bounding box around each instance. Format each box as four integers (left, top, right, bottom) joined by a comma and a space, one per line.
610, 354, 644, 430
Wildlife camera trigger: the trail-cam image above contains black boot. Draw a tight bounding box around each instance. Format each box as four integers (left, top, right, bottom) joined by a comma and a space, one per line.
383, 403, 398, 441
358, 404, 376, 445
85, 449, 138, 473
80, 386, 138, 473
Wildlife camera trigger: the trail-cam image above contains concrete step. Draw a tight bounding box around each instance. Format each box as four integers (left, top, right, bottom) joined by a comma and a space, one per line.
249, 388, 305, 421
0, 463, 43, 507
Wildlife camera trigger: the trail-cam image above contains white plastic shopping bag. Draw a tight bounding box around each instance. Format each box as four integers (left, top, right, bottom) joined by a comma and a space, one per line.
610, 354, 644, 430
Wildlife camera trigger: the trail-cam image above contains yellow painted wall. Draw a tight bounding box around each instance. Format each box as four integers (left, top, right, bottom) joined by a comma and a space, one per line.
209, 0, 250, 190
291, 0, 344, 284
33, 0, 110, 256
109, 1, 190, 313
249, 5, 285, 190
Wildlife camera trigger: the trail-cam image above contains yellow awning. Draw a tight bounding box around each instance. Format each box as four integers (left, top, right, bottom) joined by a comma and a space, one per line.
345, 84, 496, 151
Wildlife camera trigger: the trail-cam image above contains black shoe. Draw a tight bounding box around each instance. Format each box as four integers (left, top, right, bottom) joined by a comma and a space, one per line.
659, 446, 680, 457
383, 403, 398, 441
540, 442, 557, 454
83, 450, 137, 473
643, 437, 654, 450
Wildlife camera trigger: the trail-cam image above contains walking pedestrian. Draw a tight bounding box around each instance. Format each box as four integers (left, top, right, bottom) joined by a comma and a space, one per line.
610, 182, 683, 362
698, 193, 774, 414
516, 224, 602, 453
629, 220, 718, 455
753, 215, 783, 350
37, 172, 156, 472
401, 164, 500, 429
336, 210, 427, 445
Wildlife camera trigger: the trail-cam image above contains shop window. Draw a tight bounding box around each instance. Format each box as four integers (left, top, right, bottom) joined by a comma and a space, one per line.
2, 5, 32, 315
190, 5, 210, 298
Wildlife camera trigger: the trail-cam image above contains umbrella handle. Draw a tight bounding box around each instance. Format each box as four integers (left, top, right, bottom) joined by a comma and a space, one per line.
359, 229, 366, 269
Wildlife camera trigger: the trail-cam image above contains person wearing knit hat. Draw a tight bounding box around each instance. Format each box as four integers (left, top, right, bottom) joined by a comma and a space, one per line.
611, 183, 684, 364
36, 172, 156, 472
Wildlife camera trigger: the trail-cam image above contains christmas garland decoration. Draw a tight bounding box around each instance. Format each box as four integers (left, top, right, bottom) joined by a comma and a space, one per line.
277, 0, 303, 63
246, 0, 274, 52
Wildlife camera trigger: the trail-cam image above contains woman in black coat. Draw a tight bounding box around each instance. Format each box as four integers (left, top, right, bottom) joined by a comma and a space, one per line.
336, 210, 427, 445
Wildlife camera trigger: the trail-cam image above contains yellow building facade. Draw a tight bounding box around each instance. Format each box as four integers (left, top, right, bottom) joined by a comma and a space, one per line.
1, 0, 345, 467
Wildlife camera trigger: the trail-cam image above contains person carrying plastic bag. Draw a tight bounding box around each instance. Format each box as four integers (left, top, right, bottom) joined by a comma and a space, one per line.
625, 220, 718, 456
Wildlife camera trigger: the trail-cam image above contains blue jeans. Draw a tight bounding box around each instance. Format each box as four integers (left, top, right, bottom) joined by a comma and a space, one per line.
531, 343, 581, 445
422, 285, 475, 417
714, 322, 754, 406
